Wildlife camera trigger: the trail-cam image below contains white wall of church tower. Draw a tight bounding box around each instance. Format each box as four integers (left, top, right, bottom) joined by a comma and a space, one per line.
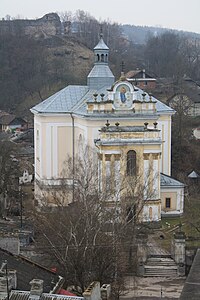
143, 204, 161, 222
158, 115, 172, 176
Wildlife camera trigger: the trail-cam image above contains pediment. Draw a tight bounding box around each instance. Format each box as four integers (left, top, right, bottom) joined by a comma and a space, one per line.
108, 80, 135, 110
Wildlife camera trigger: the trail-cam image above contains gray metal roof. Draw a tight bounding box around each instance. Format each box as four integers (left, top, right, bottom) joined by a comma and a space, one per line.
135, 90, 175, 114
31, 84, 174, 116
87, 65, 115, 90
31, 77, 174, 116
31, 86, 89, 114
31, 32, 174, 116
87, 65, 114, 78
188, 170, 200, 178
93, 37, 109, 50
160, 173, 185, 187
73, 87, 174, 116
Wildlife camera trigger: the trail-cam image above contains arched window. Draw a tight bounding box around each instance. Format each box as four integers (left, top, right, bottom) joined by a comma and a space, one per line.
127, 150, 136, 176
126, 204, 136, 222
96, 54, 100, 62
101, 54, 104, 62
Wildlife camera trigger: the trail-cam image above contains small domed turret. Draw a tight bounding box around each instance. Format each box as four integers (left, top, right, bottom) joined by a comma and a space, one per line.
87, 33, 114, 89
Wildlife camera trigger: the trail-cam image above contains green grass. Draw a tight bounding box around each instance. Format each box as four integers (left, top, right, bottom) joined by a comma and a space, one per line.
161, 217, 182, 230
159, 211, 200, 250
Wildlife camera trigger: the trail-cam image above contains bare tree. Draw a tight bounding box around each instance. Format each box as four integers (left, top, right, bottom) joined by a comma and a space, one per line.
145, 32, 186, 78
58, 11, 73, 23
0, 141, 20, 216
32, 145, 157, 294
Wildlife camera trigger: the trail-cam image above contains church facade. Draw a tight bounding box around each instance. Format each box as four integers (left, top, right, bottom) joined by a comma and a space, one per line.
31, 35, 184, 222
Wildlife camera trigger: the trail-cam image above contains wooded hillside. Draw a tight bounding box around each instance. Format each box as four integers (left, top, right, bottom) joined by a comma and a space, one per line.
1, 11, 200, 119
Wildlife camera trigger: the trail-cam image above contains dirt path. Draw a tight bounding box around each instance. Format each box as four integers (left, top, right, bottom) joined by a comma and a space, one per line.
120, 276, 185, 299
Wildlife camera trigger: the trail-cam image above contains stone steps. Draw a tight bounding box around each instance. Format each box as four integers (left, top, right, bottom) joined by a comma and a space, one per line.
144, 269, 177, 277
144, 256, 178, 277
147, 258, 177, 266
147, 262, 176, 266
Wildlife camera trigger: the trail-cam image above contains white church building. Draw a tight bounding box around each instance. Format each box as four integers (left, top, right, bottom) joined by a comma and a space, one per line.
31, 34, 184, 222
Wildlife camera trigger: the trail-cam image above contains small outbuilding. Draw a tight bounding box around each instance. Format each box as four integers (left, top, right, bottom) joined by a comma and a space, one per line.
160, 173, 185, 217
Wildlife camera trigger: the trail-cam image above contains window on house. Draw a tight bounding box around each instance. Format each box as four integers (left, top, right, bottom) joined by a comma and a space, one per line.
101, 54, 104, 62
165, 198, 171, 208
127, 150, 136, 176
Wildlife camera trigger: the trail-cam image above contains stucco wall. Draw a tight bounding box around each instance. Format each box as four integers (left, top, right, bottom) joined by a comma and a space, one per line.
161, 187, 184, 214
34, 112, 171, 182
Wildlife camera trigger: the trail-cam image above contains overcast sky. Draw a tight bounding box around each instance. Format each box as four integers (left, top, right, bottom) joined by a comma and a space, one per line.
1, 0, 200, 34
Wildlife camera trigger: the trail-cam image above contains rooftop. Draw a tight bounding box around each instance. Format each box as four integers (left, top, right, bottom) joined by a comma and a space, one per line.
9, 291, 83, 300
160, 173, 185, 188
0, 248, 63, 293
93, 37, 109, 50
31, 84, 174, 116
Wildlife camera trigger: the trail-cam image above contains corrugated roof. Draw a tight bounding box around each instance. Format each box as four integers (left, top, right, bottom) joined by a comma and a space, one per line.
160, 173, 185, 187
42, 293, 83, 300
10, 291, 83, 300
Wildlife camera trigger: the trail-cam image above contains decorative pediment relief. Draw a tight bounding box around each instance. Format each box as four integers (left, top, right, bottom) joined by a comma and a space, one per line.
109, 81, 135, 110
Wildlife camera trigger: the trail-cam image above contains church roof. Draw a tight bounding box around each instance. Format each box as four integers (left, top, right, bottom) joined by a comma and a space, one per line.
31, 33, 174, 116
31, 84, 174, 116
87, 64, 114, 78
31, 86, 89, 113
160, 173, 185, 188
94, 37, 109, 50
